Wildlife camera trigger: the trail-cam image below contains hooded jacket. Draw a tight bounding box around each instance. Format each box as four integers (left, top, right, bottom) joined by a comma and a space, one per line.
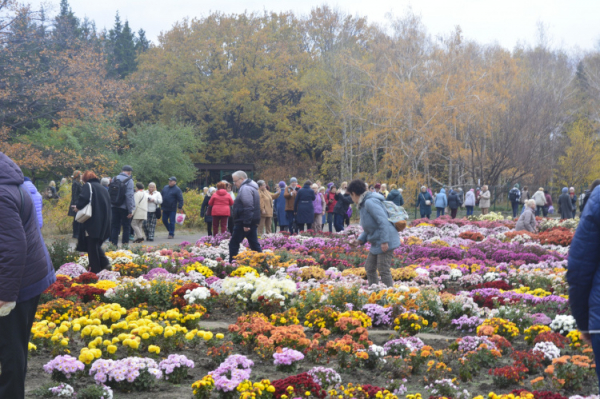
294, 183, 316, 224
532, 190, 547, 207
434, 189, 448, 208
23, 178, 43, 228
333, 192, 353, 216
567, 186, 600, 333
558, 188, 573, 219
357, 192, 401, 255
447, 190, 462, 209
386, 189, 404, 207
209, 189, 234, 217
515, 206, 537, 232
464, 190, 476, 207
233, 179, 261, 227
0, 152, 56, 302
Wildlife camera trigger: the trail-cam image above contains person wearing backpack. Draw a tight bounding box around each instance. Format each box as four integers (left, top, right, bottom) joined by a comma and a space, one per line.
161, 176, 184, 239
347, 179, 400, 287
108, 165, 135, 245
508, 185, 521, 218
0, 152, 56, 399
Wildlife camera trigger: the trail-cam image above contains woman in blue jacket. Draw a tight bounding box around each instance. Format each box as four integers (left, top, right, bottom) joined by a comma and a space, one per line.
294, 181, 316, 232
347, 179, 400, 287
23, 177, 43, 228
567, 185, 600, 386
416, 186, 433, 219
434, 188, 448, 217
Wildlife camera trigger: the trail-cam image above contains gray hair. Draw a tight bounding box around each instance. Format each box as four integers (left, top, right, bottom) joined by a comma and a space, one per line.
526, 199, 536, 208
101, 177, 110, 187
232, 171, 247, 180
148, 182, 156, 188
257, 180, 266, 187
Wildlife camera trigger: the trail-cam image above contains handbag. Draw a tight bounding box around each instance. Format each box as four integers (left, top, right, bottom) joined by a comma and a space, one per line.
421, 194, 431, 206
155, 206, 162, 219
206, 205, 213, 217
75, 183, 93, 223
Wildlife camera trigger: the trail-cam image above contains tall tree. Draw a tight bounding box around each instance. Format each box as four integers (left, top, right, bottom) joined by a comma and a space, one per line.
106, 13, 137, 78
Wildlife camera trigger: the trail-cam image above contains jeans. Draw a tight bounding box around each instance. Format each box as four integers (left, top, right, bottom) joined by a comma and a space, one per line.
163, 211, 177, 236
420, 213, 430, 219
511, 202, 519, 218
334, 213, 345, 232
536, 205, 544, 217
110, 207, 131, 245
285, 211, 296, 234
327, 212, 335, 232
0, 295, 40, 399
436, 207, 445, 217
466, 206, 474, 216
542, 206, 548, 217
591, 334, 600, 393
87, 237, 109, 274
229, 223, 262, 262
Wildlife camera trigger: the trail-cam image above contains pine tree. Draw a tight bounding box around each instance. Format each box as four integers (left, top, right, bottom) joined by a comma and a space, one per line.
106, 12, 138, 79
52, 0, 81, 50
135, 28, 150, 54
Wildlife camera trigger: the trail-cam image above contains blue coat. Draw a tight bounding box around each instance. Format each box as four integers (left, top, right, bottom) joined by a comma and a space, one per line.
567, 186, 600, 332
23, 178, 43, 228
161, 184, 184, 212
416, 191, 433, 216
386, 189, 404, 206
434, 189, 448, 208
275, 193, 289, 226
358, 192, 401, 255
294, 183, 316, 224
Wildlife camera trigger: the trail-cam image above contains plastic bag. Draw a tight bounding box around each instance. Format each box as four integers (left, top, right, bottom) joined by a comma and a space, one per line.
548, 205, 554, 214
176, 212, 186, 225
0, 301, 16, 317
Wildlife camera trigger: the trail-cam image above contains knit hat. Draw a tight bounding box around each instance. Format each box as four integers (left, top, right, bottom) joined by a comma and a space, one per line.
290, 177, 297, 184
278, 181, 286, 189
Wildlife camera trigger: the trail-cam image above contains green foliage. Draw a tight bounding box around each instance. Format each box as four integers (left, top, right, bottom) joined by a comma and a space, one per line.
42, 185, 73, 235
46, 238, 79, 270
121, 122, 201, 186
182, 189, 206, 228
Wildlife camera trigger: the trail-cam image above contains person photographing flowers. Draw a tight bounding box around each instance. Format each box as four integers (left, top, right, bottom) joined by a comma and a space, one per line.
346, 179, 400, 287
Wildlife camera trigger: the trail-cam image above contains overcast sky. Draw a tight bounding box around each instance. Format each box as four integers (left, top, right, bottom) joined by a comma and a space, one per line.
33, 0, 600, 51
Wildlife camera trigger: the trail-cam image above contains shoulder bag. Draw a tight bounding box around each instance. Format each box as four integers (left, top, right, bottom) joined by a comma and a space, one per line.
75, 183, 93, 223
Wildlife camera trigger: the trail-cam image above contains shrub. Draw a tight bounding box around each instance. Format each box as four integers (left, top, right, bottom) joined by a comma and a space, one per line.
489, 365, 528, 387
46, 239, 79, 271
41, 185, 72, 235
182, 189, 205, 228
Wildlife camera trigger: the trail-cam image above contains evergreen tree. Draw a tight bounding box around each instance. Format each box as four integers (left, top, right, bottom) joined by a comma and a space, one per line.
52, 0, 81, 50
106, 13, 137, 79
135, 28, 150, 53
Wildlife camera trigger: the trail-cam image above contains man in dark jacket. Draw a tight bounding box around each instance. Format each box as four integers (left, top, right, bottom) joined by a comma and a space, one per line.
229, 171, 262, 262
567, 185, 600, 387
386, 184, 404, 207
294, 180, 316, 232
333, 191, 353, 232
508, 185, 521, 218
161, 176, 184, 239
109, 165, 135, 245
0, 152, 56, 398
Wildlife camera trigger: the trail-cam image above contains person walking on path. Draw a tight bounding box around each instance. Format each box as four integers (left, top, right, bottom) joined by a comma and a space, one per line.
347, 179, 400, 287
0, 152, 56, 399
325, 183, 337, 232
544, 190, 553, 217
386, 184, 404, 207
520, 186, 530, 213
558, 187, 574, 220
229, 171, 262, 262
283, 177, 300, 233
479, 185, 491, 215
311, 183, 326, 233
69, 170, 83, 238
274, 181, 289, 232
448, 189, 462, 219
74, 171, 111, 272
144, 182, 162, 242
515, 199, 537, 233
23, 177, 43, 228
161, 176, 184, 239
464, 188, 476, 216
532, 187, 547, 217
333, 188, 353, 232
294, 180, 316, 232
508, 185, 521, 218
201, 187, 216, 236
570, 187, 578, 219
131, 182, 148, 243
109, 165, 135, 245
434, 188, 448, 218
257, 180, 281, 235
209, 181, 234, 236
566, 184, 600, 386
416, 186, 433, 219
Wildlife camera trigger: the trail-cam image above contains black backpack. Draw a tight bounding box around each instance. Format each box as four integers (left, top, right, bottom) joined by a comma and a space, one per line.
108, 176, 132, 206
509, 189, 518, 202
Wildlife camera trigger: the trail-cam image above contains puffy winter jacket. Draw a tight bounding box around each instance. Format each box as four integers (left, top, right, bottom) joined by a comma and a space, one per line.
567, 185, 600, 333
232, 179, 261, 227
532, 190, 547, 207
464, 190, 476, 207
313, 192, 325, 215
209, 189, 234, 217
357, 192, 401, 255
434, 189, 448, 208
447, 190, 462, 209
0, 152, 56, 302
23, 178, 43, 228
386, 189, 404, 207
515, 206, 537, 232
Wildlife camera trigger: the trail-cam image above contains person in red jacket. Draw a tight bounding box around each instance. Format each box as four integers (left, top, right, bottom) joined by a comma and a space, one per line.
325, 183, 337, 232
209, 181, 234, 235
